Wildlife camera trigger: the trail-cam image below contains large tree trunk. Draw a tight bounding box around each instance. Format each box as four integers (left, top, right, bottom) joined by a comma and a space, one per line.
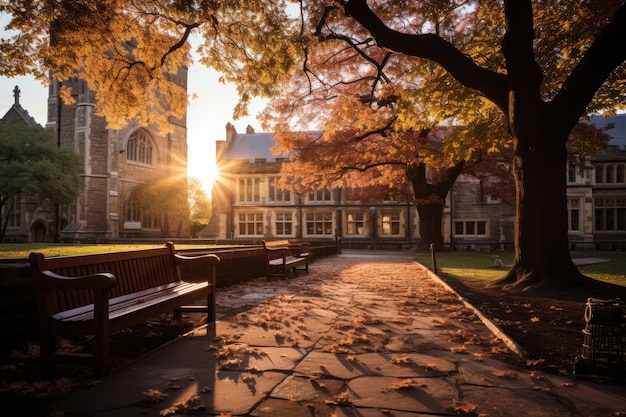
495, 126, 586, 292
408, 162, 464, 251
415, 202, 444, 250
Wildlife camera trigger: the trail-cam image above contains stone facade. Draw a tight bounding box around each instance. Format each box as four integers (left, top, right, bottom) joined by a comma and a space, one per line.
210, 116, 626, 251
445, 175, 515, 251
208, 124, 424, 248
1, 68, 189, 243
44, 73, 190, 242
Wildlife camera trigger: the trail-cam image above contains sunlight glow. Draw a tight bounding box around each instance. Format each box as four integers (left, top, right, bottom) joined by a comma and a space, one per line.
190, 163, 220, 195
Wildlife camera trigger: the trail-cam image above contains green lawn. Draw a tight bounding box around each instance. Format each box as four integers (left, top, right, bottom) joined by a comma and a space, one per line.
2, 244, 624, 287
0, 243, 216, 259
415, 250, 626, 287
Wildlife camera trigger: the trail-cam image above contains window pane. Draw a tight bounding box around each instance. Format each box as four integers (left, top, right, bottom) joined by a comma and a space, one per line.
595, 209, 604, 231
570, 210, 579, 231
606, 165, 613, 183
568, 164, 576, 182
606, 208, 615, 230
617, 208, 625, 231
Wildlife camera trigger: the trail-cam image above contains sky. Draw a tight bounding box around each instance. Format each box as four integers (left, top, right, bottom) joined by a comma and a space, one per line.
0, 18, 267, 193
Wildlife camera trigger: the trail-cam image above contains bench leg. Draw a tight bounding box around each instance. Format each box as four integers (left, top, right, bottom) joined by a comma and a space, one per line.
173, 307, 182, 320
39, 327, 56, 379
93, 330, 110, 378
207, 289, 216, 322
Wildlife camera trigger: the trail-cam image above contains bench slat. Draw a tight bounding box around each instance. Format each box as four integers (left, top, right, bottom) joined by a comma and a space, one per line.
51, 281, 208, 322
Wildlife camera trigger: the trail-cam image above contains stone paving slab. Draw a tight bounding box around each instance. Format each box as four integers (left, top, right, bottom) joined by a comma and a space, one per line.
250, 397, 335, 417
460, 385, 575, 417
270, 375, 346, 402
346, 375, 458, 414
211, 345, 308, 372
332, 407, 427, 417
293, 351, 457, 380
49, 336, 290, 416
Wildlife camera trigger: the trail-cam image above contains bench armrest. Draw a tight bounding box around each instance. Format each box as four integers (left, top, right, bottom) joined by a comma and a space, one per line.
36, 270, 117, 290
174, 253, 221, 267
264, 247, 289, 254
288, 243, 309, 257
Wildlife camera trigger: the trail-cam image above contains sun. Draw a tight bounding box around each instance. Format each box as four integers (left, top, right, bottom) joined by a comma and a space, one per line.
193, 163, 220, 195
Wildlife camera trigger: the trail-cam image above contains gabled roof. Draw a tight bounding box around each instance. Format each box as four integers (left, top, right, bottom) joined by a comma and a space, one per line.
590, 114, 626, 150
0, 103, 41, 127
224, 130, 322, 161
1, 85, 41, 128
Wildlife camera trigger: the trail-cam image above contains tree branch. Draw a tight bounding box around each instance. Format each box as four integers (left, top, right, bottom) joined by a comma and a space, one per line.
342, 0, 509, 113
548, 2, 626, 133
341, 161, 407, 172
351, 116, 397, 142
160, 22, 200, 67
501, 0, 542, 99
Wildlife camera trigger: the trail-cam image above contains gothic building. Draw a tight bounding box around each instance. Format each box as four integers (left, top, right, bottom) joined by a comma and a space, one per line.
1, 68, 190, 243
209, 115, 626, 251
46, 71, 190, 242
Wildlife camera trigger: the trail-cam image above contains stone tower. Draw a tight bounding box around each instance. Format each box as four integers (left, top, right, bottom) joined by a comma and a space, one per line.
46, 70, 189, 242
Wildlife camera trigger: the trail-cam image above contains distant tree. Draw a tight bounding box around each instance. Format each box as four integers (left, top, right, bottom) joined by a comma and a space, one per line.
188, 177, 211, 238
0, 124, 81, 241
130, 176, 189, 238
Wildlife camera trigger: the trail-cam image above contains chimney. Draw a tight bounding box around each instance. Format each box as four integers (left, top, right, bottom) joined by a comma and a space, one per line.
225, 122, 237, 144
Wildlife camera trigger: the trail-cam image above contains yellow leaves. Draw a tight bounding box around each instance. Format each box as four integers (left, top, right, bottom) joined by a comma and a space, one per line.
386, 378, 425, 391
450, 345, 468, 354
143, 388, 168, 403
58, 85, 76, 105
452, 399, 478, 416
391, 355, 411, 364
493, 370, 520, 379
530, 317, 540, 323
160, 393, 204, 416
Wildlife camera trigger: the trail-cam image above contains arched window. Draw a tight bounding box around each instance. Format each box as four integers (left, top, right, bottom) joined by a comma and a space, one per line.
617, 165, 624, 183
126, 130, 154, 165
606, 164, 613, 183
126, 199, 141, 222
595, 165, 603, 184
125, 198, 160, 230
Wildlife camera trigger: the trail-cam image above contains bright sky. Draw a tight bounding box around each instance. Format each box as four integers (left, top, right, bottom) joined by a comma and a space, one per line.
0, 18, 267, 193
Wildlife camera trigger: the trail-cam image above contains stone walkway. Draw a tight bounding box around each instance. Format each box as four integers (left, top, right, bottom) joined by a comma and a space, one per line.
46, 252, 626, 416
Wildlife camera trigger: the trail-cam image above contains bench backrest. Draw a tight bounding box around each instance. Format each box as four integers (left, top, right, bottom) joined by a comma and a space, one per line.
30, 244, 180, 315
263, 240, 291, 250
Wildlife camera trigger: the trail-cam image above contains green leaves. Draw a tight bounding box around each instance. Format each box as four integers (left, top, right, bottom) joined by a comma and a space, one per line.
0, 124, 81, 205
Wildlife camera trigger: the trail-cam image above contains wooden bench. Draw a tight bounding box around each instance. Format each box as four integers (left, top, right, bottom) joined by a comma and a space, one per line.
29, 242, 220, 377
262, 239, 310, 279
